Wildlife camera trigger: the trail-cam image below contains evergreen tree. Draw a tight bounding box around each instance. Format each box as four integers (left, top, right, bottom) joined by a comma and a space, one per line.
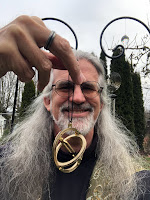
19, 80, 35, 118
110, 49, 135, 133
132, 72, 145, 149
100, 50, 108, 78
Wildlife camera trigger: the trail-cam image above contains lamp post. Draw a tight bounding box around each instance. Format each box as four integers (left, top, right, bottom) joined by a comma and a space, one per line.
107, 72, 121, 116
99, 16, 150, 116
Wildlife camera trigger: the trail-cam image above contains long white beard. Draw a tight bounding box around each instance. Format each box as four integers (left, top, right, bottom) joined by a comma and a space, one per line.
51, 102, 97, 136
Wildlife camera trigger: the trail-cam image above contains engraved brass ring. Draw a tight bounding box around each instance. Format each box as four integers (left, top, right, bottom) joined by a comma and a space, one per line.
53, 125, 87, 173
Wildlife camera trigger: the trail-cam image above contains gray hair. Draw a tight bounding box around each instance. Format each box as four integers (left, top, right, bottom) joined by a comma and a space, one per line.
0, 50, 147, 199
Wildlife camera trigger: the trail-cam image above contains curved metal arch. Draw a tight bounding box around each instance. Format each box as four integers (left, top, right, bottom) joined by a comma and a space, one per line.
100, 16, 150, 59
42, 17, 78, 50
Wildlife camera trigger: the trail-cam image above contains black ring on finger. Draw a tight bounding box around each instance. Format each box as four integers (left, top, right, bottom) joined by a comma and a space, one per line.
44, 31, 56, 50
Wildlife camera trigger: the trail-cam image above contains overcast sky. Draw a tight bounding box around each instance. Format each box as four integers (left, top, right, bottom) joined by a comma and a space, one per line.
1, 0, 150, 109
0, 0, 149, 55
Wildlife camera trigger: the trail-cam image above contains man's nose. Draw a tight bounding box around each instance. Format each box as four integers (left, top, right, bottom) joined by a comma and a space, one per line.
69, 85, 86, 103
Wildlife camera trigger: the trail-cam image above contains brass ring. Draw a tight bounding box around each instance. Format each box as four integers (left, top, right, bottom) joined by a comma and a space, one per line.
53, 127, 87, 173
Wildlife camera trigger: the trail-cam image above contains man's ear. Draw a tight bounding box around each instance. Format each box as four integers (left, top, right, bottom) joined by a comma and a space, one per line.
43, 97, 51, 111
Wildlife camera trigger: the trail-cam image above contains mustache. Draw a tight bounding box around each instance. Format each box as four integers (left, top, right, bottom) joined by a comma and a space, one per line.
60, 102, 94, 113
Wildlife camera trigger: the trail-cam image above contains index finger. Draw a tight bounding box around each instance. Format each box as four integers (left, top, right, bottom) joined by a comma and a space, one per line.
16, 16, 85, 85
47, 34, 85, 84
42, 51, 65, 70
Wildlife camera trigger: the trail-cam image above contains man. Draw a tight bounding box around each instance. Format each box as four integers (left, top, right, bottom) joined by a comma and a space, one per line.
0, 16, 150, 200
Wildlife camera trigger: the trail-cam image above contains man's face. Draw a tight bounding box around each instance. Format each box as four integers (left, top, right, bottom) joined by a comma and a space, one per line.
44, 59, 103, 137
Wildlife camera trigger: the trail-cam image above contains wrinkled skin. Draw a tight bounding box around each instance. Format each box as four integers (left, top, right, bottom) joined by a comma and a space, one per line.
0, 15, 85, 91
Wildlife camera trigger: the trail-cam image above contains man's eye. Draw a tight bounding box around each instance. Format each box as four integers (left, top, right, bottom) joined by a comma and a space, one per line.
82, 84, 96, 91
58, 85, 68, 90
58, 82, 73, 90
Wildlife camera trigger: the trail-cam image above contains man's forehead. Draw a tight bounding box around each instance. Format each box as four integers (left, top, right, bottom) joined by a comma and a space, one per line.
52, 59, 99, 83
53, 69, 70, 82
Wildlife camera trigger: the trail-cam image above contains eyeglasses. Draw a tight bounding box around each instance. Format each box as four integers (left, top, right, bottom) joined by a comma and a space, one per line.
51, 80, 103, 99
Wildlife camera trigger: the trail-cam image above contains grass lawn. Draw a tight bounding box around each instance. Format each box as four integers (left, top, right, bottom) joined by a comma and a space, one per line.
145, 157, 150, 162
144, 156, 150, 170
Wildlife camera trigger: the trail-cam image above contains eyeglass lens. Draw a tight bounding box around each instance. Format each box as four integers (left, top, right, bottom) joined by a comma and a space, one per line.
55, 80, 101, 98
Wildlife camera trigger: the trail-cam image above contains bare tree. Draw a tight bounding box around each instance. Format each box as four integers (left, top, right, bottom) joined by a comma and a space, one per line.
0, 72, 24, 112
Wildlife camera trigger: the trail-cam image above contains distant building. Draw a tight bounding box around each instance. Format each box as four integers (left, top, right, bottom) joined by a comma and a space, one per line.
0, 114, 6, 138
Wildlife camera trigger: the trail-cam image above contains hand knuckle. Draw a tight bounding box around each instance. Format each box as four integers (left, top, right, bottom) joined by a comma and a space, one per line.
59, 38, 71, 53
6, 24, 24, 39
15, 15, 31, 25
42, 64, 51, 73
16, 15, 45, 29
31, 16, 45, 26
